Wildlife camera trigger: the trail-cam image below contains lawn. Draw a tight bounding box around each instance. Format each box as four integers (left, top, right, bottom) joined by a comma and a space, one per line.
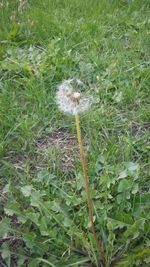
0, 0, 150, 266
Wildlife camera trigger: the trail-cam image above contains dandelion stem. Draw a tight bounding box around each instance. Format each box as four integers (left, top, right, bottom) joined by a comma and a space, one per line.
75, 114, 105, 266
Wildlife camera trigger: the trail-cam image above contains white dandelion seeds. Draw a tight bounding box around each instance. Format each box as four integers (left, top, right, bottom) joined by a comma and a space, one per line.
56, 79, 93, 115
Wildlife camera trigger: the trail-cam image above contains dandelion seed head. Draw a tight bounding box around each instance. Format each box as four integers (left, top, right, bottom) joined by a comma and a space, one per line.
72, 92, 81, 99
56, 79, 93, 115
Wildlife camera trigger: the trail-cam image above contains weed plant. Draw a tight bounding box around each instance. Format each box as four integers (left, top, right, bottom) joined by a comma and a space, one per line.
0, 1, 150, 266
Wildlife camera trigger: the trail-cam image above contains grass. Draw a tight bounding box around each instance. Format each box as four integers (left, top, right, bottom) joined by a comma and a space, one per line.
0, 0, 150, 266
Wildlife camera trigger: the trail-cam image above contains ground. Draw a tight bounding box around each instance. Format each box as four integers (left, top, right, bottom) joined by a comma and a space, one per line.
0, 0, 150, 267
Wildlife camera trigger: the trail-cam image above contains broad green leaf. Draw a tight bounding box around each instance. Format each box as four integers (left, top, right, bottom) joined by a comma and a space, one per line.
4, 202, 20, 216
107, 218, 126, 230
4, 202, 27, 224
37, 170, 54, 184
118, 170, 127, 179
63, 217, 73, 227
126, 162, 139, 180
127, 162, 139, 172
28, 258, 39, 267
124, 218, 145, 239
51, 201, 61, 213
117, 162, 139, 181
30, 190, 45, 207
17, 256, 26, 266
1, 242, 10, 259
3, 183, 10, 193
22, 232, 36, 249
26, 212, 40, 226
21, 185, 33, 197
132, 183, 139, 194
118, 179, 132, 192
0, 218, 11, 236
39, 216, 49, 236
95, 154, 105, 173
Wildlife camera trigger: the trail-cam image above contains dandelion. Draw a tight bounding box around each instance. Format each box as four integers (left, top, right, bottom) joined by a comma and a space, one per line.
56, 79, 105, 266
56, 78, 93, 115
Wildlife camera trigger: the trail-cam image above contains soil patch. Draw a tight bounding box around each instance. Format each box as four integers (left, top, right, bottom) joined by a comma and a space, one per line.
131, 122, 150, 136
36, 128, 88, 170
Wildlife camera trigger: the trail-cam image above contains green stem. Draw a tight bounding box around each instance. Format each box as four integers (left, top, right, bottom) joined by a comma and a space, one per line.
75, 113, 105, 266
